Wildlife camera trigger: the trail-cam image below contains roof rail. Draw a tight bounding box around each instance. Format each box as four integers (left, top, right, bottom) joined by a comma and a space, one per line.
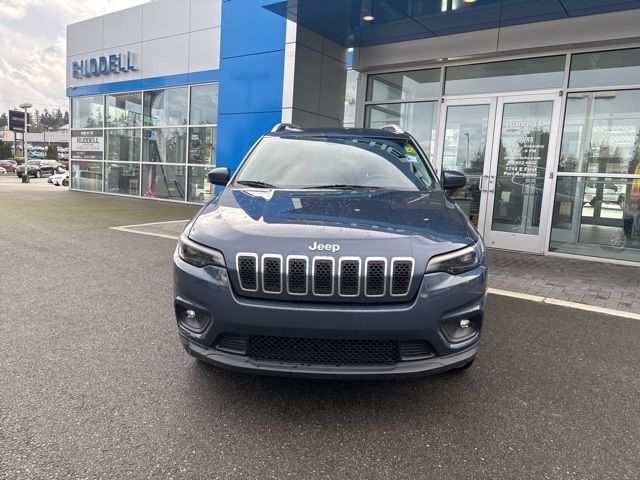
380, 124, 405, 134
271, 123, 303, 133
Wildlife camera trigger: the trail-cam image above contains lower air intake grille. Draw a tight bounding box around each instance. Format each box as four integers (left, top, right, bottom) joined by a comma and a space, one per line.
215, 334, 248, 354
247, 335, 401, 365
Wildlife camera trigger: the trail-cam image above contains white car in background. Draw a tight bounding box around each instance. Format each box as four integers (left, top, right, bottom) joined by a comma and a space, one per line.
49, 171, 69, 187
0, 166, 6, 174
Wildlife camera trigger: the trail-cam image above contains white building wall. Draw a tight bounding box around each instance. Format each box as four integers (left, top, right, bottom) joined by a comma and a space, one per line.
354, 8, 640, 72
282, 21, 348, 128
66, 0, 222, 90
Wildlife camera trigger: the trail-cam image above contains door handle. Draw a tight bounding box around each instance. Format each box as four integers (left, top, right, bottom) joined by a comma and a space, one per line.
479, 174, 489, 192
488, 175, 496, 192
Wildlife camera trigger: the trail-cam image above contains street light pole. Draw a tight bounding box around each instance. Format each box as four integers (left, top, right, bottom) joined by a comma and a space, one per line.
19, 102, 32, 183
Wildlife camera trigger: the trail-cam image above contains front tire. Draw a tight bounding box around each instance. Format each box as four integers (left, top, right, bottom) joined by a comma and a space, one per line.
455, 358, 475, 371
35, 170, 41, 178
62, 179, 69, 187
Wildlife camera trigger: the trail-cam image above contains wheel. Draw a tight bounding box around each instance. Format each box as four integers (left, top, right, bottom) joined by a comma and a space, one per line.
62, 179, 69, 187
35, 170, 41, 178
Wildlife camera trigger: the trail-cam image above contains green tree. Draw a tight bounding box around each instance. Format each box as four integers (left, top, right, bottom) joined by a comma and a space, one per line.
46, 144, 58, 160
0, 140, 12, 159
0, 113, 7, 128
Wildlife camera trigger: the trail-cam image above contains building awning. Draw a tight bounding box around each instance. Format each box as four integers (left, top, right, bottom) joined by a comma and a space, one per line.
265, 0, 640, 47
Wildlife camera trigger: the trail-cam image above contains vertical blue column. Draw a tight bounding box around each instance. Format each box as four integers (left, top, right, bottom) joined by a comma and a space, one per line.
216, 0, 287, 172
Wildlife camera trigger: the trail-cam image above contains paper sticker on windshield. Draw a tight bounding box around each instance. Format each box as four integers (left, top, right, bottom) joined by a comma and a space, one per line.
404, 145, 416, 154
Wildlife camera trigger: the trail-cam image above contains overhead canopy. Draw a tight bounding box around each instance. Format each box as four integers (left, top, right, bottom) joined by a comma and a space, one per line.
264, 0, 640, 47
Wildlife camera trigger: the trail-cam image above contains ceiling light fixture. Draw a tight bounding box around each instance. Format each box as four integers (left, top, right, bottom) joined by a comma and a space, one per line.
463, 0, 477, 3
362, 14, 375, 22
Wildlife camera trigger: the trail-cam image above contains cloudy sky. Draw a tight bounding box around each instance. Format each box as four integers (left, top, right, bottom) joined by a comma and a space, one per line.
0, 0, 148, 118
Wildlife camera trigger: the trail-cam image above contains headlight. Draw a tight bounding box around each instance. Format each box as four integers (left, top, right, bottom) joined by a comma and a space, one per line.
426, 242, 483, 275
178, 234, 226, 268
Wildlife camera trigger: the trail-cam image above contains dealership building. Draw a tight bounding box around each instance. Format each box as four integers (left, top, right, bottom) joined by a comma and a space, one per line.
66, 0, 640, 264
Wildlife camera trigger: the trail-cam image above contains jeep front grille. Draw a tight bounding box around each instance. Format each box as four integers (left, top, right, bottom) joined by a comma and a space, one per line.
235, 254, 415, 300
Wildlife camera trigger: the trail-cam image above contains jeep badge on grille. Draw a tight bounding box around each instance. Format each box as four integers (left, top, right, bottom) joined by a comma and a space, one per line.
308, 242, 341, 253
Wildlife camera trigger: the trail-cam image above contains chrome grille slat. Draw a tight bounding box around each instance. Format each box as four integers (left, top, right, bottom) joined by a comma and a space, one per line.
287, 256, 308, 295
262, 254, 283, 294
313, 257, 335, 296
236, 253, 258, 291
365, 258, 387, 297
390, 258, 414, 296
236, 254, 413, 299
339, 257, 361, 297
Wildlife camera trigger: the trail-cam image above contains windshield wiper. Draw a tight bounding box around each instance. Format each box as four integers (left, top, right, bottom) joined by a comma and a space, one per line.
236, 180, 277, 188
303, 184, 383, 190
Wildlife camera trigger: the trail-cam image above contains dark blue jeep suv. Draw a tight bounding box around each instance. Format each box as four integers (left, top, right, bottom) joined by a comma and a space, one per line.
173, 124, 487, 378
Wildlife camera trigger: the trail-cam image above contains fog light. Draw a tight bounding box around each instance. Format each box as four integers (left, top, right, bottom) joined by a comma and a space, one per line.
177, 305, 211, 333
441, 316, 479, 343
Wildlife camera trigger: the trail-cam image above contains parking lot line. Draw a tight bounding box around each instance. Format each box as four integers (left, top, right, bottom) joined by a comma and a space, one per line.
488, 287, 640, 321
109, 219, 189, 241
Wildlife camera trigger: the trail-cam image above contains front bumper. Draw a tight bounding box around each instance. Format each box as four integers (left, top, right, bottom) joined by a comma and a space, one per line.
173, 250, 487, 378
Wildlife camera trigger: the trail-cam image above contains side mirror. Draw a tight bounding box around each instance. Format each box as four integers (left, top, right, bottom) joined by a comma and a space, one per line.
442, 170, 467, 191
207, 167, 231, 186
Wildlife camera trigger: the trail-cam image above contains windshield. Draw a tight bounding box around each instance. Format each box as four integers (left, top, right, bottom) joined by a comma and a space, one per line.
27, 160, 40, 166
234, 136, 437, 191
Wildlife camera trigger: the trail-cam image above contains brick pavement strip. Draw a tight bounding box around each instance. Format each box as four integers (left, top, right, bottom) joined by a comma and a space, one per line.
487, 249, 640, 314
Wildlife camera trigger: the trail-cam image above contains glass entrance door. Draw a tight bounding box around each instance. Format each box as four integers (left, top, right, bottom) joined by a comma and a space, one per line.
483, 95, 561, 253
437, 94, 560, 253
437, 98, 496, 228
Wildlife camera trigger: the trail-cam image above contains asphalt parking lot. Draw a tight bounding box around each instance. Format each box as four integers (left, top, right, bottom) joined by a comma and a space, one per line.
1, 181, 639, 479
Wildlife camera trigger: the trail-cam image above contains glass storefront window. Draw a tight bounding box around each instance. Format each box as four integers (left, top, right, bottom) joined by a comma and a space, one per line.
143, 128, 187, 163
106, 92, 142, 127
105, 162, 140, 196
367, 68, 440, 102
141, 164, 186, 200
343, 69, 358, 128
550, 176, 640, 262
570, 48, 640, 89
71, 96, 104, 128
190, 84, 218, 125
70, 161, 103, 192
365, 101, 437, 158
143, 88, 188, 126
188, 127, 216, 164
187, 166, 214, 203
445, 56, 565, 95
107, 129, 140, 162
559, 91, 640, 175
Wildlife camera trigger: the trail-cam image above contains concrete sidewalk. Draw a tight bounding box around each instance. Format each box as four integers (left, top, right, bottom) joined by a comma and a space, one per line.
488, 249, 640, 314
